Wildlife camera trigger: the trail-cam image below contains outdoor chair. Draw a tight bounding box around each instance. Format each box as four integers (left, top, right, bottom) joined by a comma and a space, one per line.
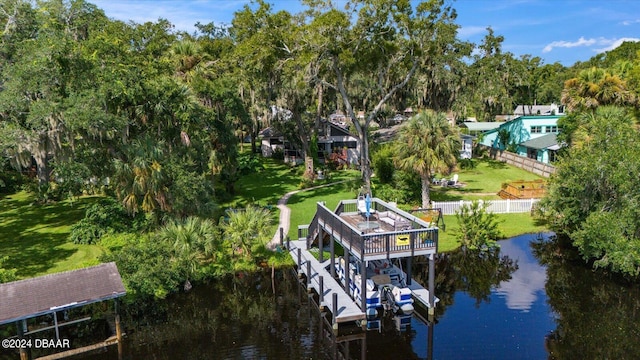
441, 174, 458, 187
447, 174, 459, 187
357, 193, 376, 216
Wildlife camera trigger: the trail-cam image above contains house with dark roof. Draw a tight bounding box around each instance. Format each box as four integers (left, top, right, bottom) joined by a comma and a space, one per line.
479, 115, 563, 164
259, 120, 360, 165
518, 133, 562, 163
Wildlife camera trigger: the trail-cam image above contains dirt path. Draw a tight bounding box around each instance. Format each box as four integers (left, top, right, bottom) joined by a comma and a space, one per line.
267, 180, 350, 250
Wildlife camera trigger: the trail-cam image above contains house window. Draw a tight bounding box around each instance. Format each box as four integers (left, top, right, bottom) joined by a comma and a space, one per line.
530, 126, 542, 134
331, 141, 357, 149
546, 125, 558, 133
527, 148, 537, 160
549, 150, 557, 163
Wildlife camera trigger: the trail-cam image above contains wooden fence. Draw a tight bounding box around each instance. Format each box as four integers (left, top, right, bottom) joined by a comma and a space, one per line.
432, 199, 540, 215
480, 145, 556, 178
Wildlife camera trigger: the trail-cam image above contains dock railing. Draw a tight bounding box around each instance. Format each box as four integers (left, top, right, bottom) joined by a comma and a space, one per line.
302, 199, 438, 257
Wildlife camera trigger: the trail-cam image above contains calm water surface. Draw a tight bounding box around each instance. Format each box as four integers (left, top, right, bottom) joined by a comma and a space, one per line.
43, 233, 640, 359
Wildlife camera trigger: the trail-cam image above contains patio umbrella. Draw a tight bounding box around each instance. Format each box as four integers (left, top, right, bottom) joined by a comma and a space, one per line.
365, 193, 371, 221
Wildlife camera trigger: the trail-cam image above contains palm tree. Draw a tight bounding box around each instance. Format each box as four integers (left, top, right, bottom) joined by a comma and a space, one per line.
157, 217, 220, 281
561, 67, 636, 112
112, 136, 169, 215
220, 206, 272, 257
170, 40, 214, 85
158, 217, 218, 256
394, 110, 461, 208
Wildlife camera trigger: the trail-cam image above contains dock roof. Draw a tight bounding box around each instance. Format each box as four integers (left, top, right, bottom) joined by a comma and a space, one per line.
0, 262, 126, 325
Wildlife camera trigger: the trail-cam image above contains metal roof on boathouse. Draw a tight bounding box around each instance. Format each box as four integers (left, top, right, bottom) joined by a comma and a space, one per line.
0, 262, 126, 325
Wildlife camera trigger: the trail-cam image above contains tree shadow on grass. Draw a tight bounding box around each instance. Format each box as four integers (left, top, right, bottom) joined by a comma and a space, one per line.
286, 181, 357, 206
430, 189, 464, 202
485, 159, 508, 169
0, 193, 100, 277
532, 216, 548, 227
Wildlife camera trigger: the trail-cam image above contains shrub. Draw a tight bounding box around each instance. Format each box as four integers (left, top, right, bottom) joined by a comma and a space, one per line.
459, 158, 476, 170
101, 237, 185, 300
0, 163, 26, 195
70, 219, 105, 245
99, 232, 140, 252
372, 144, 395, 184
238, 154, 263, 175
70, 198, 147, 244
0, 256, 18, 283
455, 201, 502, 252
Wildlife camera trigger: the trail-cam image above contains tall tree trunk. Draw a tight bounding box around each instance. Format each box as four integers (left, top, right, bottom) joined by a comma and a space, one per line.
331, 55, 419, 195
421, 175, 431, 209
34, 139, 49, 185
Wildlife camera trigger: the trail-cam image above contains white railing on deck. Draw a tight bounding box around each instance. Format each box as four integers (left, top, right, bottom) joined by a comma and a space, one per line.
432, 198, 540, 215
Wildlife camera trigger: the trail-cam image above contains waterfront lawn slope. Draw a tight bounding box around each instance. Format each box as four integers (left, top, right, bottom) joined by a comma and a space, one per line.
0, 156, 547, 288
0, 191, 103, 278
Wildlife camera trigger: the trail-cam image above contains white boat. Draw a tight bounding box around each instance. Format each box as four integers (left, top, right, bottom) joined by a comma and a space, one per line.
334, 257, 414, 315
334, 257, 381, 317
368, 259, 414, 315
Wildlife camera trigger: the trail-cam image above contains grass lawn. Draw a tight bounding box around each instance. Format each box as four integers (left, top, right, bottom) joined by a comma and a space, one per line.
225, 158, 301, 209
286, 179, 361, 239
431, 158, 544, 202
0, 155, 548, 279
222, 156, 360, 239
0, 191, 103, 278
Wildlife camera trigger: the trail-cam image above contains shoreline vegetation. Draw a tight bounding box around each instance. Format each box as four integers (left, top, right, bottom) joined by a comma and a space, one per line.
0, 157, 547, 283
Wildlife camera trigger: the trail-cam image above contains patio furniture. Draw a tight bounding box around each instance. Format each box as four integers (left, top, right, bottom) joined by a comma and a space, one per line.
447, 174, 459, 187
357, 193, 376, 216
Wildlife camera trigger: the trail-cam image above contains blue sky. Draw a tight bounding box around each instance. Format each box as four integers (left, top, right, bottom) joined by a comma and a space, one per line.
89, 0, 640, 66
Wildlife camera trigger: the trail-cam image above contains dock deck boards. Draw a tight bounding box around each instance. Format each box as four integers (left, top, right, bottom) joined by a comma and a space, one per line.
288, 240, 365, 324
407, 282, 438, 309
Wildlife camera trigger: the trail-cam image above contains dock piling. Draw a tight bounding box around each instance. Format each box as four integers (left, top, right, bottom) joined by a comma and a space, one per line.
428, 253, 435, 315
306, 260, 313, 293
332, 293, 338, 335
319, 275, 325, 309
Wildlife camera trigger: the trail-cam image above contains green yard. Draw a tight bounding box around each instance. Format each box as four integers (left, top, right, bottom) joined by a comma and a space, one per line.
0, 191, 103, 278
0, 156, 548, 280
431, 159, 544, 201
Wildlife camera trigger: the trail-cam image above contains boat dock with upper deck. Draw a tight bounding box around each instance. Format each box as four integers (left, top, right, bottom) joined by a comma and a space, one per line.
288, 197, 439, 329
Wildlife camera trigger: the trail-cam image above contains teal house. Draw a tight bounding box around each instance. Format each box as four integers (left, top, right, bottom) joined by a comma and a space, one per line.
479, 115, 562, 164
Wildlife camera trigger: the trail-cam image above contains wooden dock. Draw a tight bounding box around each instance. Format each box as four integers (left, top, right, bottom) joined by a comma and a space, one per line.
407, 282, 438, 309
288, 240, 366, 324
34, 336, 119, 360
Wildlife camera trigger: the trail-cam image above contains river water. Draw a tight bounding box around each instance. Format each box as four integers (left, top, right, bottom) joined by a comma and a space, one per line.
26, 232, 640, 359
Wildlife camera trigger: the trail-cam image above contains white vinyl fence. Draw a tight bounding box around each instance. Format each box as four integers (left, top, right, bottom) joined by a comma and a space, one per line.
432, 199, 540, 215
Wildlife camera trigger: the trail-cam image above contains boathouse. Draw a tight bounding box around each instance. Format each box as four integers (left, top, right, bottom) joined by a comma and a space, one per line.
0, 262, 126, 360
289, 197, 438, 328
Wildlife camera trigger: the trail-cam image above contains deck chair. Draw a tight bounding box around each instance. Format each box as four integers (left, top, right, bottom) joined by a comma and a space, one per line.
357, 194, 375, 216
447, 174, 459, 187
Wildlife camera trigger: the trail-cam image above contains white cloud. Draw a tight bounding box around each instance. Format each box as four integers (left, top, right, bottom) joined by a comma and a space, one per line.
622, 19, 640, 26
458, 26, 487, 38
493, 239, 547, 312
594, 37, 640, 53
542, 36, 597, 53
90, 0, 247, 32
543, 36, 640, 54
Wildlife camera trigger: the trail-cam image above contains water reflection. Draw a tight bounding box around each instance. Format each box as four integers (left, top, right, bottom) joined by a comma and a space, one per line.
494, 234, 548, 312
532, 235, 640, 359
53, 232, 640, 360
